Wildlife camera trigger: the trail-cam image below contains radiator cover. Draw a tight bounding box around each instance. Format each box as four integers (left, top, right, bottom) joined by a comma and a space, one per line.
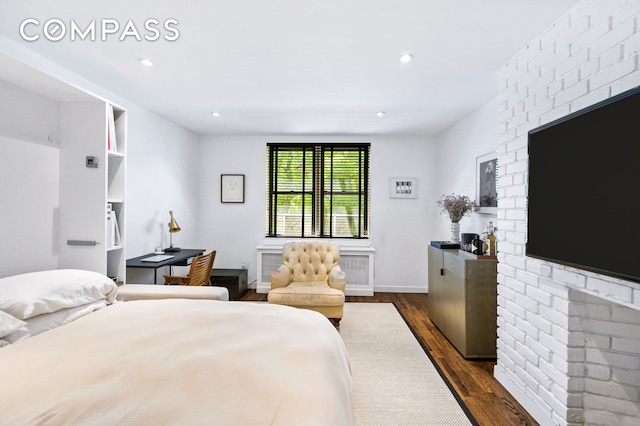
256, 242, 375, 296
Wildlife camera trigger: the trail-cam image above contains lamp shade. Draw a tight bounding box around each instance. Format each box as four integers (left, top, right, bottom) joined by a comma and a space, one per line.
168, 210, 181, 233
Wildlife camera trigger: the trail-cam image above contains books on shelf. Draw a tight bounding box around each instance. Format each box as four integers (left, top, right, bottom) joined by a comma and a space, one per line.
106, 203, 121, 249
107, 104, 118, 154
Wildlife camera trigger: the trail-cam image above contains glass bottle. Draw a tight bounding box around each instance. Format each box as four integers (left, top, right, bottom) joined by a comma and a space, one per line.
480, 226, 489, 255
487, 221, 497, 256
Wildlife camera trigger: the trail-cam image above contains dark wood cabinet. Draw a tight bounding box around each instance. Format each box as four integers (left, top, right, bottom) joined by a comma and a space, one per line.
209, 269, 248, 300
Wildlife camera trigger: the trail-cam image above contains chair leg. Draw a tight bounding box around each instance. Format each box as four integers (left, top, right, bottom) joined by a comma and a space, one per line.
329, 318, 341, 330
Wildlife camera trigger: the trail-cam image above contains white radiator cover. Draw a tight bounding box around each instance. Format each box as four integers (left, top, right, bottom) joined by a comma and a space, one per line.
256, 241, 375, 296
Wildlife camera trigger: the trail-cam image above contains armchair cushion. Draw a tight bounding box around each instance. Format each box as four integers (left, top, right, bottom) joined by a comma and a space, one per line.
268, 282, 345, 307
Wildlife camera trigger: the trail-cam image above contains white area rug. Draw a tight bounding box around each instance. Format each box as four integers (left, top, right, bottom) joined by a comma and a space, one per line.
340, 303, 474, 425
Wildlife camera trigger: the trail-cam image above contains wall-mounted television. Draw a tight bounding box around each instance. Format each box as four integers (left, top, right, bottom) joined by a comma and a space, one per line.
527, 85, 640, 284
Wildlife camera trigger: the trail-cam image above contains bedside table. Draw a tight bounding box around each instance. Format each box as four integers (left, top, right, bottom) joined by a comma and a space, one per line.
209, 269, 248, 300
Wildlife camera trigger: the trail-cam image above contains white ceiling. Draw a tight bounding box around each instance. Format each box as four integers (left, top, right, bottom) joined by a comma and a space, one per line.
0, 0, 581, 136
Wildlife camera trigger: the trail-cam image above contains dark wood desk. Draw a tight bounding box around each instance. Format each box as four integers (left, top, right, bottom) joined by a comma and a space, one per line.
126, 249, 205, 284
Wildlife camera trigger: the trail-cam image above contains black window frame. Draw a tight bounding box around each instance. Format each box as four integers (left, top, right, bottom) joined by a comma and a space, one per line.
266, 142, 370, 239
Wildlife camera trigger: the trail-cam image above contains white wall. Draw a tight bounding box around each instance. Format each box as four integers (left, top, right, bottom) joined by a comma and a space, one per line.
197, 134, 439, 292
126, 104, 200, 257
0, 137, 60, 277
0, 79, 62, 277
434, 98, 499, 237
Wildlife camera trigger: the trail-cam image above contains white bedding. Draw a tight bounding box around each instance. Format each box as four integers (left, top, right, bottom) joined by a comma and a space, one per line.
0, 299, 354, 425
3, 299, 107, 344
0, 269, 117, 319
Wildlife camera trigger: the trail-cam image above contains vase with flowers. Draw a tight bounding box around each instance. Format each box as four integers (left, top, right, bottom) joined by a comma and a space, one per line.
436, 193, 478, 243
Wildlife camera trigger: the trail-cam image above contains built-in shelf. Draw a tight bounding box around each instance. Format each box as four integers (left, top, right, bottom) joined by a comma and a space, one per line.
57, 101, 127, 282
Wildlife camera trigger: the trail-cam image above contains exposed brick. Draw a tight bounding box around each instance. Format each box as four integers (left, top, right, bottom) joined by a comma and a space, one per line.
569, 84, 610, 111
590, 53, 638, 90
580, 54, 601, 79
540, 330, 570, 357
612, 304, 640, 324
586, 277, 633, 303
556, 47, 591, 77
516, 310, 541, 336
585, 348, 640, 370
526, 334, 552, 362
496, 3, 640, 425
540, 304, 570, 329
537, 385, 568, 419
589, 13, 637, 57
585, 364, 611, 381
555, 80, 589, 106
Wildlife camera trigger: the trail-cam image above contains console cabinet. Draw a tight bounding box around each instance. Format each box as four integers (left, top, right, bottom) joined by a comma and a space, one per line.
427, 245, 497, 358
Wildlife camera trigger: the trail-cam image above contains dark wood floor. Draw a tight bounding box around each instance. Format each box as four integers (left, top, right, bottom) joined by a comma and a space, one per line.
241, 291, 538, 426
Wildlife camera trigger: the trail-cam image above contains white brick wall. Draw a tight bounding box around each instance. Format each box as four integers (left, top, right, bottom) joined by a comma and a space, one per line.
569, 291, 640, 425
495, 1, 640, 424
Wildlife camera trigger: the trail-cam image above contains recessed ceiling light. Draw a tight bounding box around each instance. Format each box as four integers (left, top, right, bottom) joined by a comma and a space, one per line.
376, 111, 385, 117
211, 112, 220, 117
139, 58, 154, 67
399, 53, 413, 63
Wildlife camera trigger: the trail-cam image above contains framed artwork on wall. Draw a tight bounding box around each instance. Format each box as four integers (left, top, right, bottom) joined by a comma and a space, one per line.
221, 174, 245, 203
389, 177, 417, 199
476, 153, 498, 214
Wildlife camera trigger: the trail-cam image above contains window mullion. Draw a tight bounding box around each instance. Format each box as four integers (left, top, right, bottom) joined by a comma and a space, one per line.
313, 146, 321, 237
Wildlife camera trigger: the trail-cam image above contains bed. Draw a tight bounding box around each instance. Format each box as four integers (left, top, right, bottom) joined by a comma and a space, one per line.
0, 270, 354, 425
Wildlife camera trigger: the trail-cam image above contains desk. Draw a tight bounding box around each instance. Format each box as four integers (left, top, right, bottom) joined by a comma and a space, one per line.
126, 249, 205, 284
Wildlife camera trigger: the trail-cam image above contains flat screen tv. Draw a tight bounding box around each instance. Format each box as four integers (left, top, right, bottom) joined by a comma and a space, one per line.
527, 85, 640, 284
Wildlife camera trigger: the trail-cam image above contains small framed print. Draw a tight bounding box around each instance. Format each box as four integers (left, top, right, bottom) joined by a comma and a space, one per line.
476, 153, 498, 214
221, 174, 245, 203
389, 177, 417, 199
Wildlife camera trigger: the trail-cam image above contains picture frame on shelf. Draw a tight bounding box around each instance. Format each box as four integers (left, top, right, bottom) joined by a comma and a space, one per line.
389, 177, 417, 199
476, 153, 498, 214
221, 174, 245, 203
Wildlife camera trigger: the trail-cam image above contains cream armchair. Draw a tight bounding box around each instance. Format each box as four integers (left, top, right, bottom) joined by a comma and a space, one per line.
268, 241, 346, 327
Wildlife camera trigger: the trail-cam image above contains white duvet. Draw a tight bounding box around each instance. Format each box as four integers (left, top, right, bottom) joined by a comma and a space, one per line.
0, 299, 354, 425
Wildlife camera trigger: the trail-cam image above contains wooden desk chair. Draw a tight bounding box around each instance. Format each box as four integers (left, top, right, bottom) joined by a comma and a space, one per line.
163, 250, 216, 286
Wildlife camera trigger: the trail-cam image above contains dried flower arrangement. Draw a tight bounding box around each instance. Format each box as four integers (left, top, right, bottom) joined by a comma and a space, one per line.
436, 193, 478, 223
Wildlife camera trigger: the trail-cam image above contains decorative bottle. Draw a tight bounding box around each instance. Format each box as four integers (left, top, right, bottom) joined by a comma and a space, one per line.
480, 226, 489, 254
487, 221, 497, 256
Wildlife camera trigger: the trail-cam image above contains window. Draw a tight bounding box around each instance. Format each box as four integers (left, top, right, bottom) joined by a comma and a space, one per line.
266, 143, 370, 238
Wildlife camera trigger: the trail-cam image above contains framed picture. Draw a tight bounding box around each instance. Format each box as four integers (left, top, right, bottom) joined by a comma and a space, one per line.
221, 174, 245, 203
476, 153, 498, 214
389, 177, 417, 199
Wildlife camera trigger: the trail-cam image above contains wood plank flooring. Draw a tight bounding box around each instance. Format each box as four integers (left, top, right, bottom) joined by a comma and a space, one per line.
240, 291, 538, 426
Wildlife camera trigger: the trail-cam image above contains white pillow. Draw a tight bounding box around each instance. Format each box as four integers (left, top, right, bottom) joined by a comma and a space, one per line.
4, 299, 107, 344
0, 310, 26, 339
0, 269, 117, 320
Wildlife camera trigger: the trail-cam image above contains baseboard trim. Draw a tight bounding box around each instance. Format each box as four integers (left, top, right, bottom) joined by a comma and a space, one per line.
494, 368, 554, 426
374, 285, 428, 294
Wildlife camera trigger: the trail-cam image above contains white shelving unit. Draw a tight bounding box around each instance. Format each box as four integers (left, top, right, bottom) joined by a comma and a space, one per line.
56, 101, 127, 283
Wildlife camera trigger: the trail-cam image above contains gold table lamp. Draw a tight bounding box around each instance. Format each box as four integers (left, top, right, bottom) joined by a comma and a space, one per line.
165, 210, 181, 252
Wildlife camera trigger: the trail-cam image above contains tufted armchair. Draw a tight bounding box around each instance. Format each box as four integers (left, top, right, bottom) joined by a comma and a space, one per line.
268, 241, 346, 328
